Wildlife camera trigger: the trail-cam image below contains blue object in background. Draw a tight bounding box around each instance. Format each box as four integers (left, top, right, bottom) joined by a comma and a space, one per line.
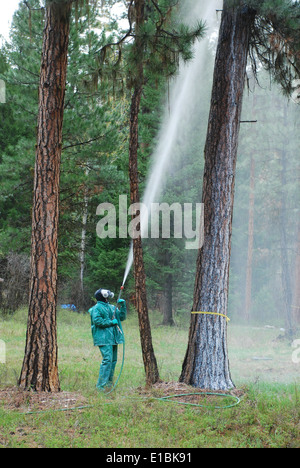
61, 304, 77, 311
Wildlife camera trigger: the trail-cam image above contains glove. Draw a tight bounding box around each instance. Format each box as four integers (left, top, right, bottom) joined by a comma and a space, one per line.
117, 299, 125, 304
112, 319, 118, 326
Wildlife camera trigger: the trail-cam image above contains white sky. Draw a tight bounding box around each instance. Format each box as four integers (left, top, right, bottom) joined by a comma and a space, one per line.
0, 0, 22, 41
0, 1, 126, 45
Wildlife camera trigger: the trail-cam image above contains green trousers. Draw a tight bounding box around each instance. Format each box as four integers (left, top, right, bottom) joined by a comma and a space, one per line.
97, 345, 118, 390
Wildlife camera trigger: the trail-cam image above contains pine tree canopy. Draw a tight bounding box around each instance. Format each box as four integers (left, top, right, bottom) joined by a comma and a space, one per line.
247, 0, 300, 96
95, 0, 206, 89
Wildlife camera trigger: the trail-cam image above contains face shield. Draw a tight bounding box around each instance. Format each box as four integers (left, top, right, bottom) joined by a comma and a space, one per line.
101, 289, 115, 299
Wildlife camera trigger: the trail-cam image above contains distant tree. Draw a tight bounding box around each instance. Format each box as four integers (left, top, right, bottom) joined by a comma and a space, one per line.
229, 71, 299, 326
293, 222, 300, 325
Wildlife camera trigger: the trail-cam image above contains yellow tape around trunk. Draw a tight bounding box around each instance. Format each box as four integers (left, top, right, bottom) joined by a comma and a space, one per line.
191, 311, 230, 322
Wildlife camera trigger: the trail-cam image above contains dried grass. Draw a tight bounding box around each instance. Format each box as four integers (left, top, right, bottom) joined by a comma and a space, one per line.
0, 386, 87, 413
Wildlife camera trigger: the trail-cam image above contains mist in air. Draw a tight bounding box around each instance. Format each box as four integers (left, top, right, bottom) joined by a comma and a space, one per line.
133, 0, 300, 385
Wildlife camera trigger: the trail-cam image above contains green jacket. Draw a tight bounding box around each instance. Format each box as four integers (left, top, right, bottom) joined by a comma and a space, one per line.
88, 300, 127, 346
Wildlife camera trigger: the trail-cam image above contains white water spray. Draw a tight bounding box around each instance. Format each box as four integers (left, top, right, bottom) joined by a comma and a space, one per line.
122, 1, 220, 287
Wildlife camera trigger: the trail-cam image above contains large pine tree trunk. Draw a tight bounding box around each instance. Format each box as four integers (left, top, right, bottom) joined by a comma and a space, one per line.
19, 2, 71, 392
129, 0, 160, 386
180, 1, 255, 390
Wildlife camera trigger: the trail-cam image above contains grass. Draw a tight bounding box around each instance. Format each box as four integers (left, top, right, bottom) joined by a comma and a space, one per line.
0, 308, 299, 448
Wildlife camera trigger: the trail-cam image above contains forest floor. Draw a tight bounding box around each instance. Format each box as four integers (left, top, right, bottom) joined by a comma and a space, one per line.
0, 308, 299, 448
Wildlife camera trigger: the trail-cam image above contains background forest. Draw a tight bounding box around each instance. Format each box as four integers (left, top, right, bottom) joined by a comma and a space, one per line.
0, 0, 299, 331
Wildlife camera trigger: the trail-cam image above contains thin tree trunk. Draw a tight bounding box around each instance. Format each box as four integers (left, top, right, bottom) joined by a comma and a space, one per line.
19, 2, 71, 392
80, 168, 90, 301
129, 0, 160, 386
80, 200, 88, 295
244, 93, 257, 322
180, 1, 255, 390
162, 249, 174, 326
245, 155, 255, 321
279, 144, 294, 337
292, 222, 300, 324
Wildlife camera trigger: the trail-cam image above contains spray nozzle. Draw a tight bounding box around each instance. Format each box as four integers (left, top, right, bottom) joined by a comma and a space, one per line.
118, 285, 124, 302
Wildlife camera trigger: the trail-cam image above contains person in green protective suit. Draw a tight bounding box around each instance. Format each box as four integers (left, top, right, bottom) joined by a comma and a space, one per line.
88, 288, 127, 391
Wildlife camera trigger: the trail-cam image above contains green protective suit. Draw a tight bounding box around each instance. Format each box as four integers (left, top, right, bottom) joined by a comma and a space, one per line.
88, 299, 127, 390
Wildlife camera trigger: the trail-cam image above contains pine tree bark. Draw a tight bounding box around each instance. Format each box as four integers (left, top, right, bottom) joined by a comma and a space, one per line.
180, 1, 255, 390
19, 2, 72, 392
129, 0, 160, 386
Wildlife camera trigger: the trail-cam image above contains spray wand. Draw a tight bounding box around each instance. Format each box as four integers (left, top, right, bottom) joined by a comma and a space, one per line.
113, 285, 125, 335
118, 285, 125, 302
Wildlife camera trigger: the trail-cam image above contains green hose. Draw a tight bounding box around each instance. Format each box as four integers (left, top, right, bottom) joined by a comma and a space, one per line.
20, 320, 240, 413
151, 392, 240, 409
103, 327, 240, 409
19, 337, 241, 414
21, 391, 239, 415
103, 341, 126, 396
103, 335, 240, 409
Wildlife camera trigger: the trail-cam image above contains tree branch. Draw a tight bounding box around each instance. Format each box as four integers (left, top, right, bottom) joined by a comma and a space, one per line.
94, 0, 134, 57
62, 133, 107, 151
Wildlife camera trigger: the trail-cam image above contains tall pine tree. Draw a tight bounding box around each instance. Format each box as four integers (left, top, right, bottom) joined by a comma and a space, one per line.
19, 0, 73, 392
180, 0, 300, 390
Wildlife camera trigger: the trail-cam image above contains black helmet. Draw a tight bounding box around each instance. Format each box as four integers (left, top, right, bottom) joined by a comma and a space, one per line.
95, 288, 114, 302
